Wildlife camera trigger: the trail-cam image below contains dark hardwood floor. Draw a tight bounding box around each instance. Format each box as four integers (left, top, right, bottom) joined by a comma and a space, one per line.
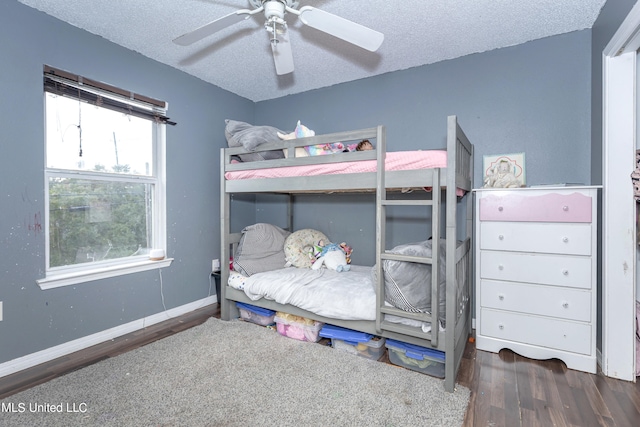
458, 338, 640, 427
1, 305, 639, 426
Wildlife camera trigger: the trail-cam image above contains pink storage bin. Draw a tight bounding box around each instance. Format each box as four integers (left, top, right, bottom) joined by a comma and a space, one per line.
274, 312, 323, 342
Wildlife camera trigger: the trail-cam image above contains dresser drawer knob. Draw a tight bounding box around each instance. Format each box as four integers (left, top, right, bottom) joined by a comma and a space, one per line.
562, 302, 569, 309
498, 206, 504, 212
562, 237, 569, 243
498, 294, 504, 301
498, 324, 504, 330
498, 264, 504, 271
563, 205, 569, 211
562, 269, 569, 276
498, 234, 504, 240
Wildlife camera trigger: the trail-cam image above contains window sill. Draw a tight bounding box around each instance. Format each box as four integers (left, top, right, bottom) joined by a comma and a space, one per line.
37, 258, 173, 290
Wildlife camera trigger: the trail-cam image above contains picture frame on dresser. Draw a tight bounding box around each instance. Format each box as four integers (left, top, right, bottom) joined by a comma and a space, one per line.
482, 152, 525, 188
473, 186, 600, 374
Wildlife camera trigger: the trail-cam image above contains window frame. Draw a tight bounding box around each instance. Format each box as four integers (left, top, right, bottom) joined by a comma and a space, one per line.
37, 68, 171, 289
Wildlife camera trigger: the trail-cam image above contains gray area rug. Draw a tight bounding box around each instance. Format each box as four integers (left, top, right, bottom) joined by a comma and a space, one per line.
1, 317, 470, 426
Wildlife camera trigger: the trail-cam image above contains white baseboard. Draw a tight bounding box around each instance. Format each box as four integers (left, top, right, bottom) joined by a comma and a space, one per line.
0, 295, 217, 379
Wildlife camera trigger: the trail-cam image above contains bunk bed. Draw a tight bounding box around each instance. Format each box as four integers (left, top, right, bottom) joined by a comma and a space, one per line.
220, 115, 474, 392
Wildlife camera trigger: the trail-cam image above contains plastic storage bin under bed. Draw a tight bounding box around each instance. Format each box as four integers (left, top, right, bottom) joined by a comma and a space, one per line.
385, 339, 446, 378
319, 324, 386, 360
236, 302, 276, 326
274, 312, 323, 342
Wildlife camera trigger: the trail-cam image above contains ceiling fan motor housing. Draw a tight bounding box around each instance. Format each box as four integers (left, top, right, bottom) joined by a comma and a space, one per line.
264, 1, 285, 20
250, 0, 297, 11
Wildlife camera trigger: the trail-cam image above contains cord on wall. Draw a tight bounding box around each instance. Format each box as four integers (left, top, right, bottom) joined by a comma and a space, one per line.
195, 273, 215, 310
156, 268, 216, 315
158, 268, 167, 312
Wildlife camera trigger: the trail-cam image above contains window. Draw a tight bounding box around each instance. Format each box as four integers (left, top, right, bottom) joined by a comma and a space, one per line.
38, 66, 172, 289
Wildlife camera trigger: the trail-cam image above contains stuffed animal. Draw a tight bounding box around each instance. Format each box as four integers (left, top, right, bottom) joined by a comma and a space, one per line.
277, 120, 348, 156
277, 120, 315, 140
305, 142, 346, 156
339, 242, 353, 264
311, 242, 351, 272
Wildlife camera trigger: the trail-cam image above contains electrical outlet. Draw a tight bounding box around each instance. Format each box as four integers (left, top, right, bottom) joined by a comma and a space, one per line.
0, 301, 3, 322
212, 259, 220, 272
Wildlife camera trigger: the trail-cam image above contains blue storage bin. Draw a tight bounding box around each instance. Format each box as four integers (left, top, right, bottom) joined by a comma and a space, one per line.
385, 339, 445, 378
236, 302, 276, 326
320, 325, 385, 360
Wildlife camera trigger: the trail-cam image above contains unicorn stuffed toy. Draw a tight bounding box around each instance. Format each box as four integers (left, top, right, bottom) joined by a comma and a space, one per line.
278, 120, 346, 156
311, 242, 351, 272
277, 120, 315, 140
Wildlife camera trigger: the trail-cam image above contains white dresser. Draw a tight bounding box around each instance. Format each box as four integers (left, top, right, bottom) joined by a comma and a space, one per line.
474, 186, 599, 373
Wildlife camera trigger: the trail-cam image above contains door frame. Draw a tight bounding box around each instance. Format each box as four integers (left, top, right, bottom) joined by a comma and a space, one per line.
601, 2, 640, 381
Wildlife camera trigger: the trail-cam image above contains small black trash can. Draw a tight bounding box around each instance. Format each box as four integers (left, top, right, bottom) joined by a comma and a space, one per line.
211, 272, 221, 304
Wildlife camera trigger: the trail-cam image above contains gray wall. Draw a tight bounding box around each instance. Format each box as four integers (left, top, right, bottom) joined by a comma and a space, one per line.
0, 1, 253, 365
591, 0, 637, 186
251, 30, 593, 265
256, 30, 593, 187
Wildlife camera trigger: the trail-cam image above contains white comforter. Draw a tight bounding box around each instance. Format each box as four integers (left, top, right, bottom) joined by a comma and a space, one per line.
241, 265, 376, 321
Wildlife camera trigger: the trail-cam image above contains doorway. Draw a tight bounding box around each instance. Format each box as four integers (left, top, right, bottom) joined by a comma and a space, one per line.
602, 2, 640, 381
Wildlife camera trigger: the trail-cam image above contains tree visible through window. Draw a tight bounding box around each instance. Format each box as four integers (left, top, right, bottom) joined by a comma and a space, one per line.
44, 73, 166, 274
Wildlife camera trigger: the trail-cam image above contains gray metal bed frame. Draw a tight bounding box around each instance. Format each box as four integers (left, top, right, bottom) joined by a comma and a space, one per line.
220, 115, 473, 392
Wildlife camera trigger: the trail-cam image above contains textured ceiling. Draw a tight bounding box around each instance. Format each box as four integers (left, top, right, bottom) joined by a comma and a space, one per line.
18, 0, 606, 102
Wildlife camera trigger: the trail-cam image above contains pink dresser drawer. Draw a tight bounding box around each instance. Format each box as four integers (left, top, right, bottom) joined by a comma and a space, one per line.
479, 191, 592, 222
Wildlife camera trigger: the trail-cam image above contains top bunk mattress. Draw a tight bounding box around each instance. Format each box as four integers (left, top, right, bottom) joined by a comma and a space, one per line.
224, 150, 447, 181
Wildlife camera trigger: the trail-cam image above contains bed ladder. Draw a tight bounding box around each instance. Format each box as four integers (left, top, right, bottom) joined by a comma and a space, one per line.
374, 128, 442, 348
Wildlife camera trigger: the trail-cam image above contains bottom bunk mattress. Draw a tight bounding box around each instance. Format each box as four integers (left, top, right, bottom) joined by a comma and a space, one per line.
230, 265, 376, 321
228, 264, 444, 333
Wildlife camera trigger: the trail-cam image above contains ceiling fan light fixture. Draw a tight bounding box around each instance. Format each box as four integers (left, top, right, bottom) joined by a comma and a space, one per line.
264, 1, 288, 44
267, 18, 287, 44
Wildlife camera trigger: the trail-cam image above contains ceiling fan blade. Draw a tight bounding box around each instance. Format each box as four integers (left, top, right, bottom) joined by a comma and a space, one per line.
270, 30, 294, 75
173, 8, 261, 46
295, 6, 384, 52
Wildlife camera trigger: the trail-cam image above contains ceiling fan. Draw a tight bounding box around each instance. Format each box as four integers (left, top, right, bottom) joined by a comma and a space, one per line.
173, 0, 384, 75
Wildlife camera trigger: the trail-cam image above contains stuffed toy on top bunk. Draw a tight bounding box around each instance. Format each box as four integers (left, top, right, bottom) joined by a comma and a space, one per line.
278, 120, 357, 156
224, 119, 287, 162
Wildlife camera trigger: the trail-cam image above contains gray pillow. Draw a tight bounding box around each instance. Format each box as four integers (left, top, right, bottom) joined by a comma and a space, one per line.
233, 223, 291, 276
373, 239, 447, 327
224, 119, 286, 162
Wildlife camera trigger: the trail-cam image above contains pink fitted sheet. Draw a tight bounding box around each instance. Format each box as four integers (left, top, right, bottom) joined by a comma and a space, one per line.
225, 150, 448, 181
